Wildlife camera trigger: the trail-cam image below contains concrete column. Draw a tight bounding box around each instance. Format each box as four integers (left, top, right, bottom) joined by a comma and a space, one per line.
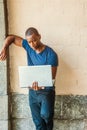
0, 0, 9, 130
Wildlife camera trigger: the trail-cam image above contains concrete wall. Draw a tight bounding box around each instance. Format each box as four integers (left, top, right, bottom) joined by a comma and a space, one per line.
10, 93, 87, 130
7, 0, 87, 95
2, 0, 87, 130
0, 0, 9, 130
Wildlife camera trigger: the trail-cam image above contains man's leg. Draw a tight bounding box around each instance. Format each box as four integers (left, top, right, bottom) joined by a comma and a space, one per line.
40, 90, 55, 130
29, 90, 47, 130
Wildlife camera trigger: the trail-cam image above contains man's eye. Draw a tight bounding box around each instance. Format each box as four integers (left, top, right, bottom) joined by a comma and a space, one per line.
33, 40, 37, 42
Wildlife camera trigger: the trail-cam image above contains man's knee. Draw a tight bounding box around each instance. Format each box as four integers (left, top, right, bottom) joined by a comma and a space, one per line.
41, 113, 53, 124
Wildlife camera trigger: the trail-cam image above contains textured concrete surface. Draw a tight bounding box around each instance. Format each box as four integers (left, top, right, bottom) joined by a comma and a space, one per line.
0, 62, 7, 95
11, 94, 87, 120
54, 95, 87, 120
0, 95, 8, 119
11, 93, 31, 118
0, 0, 7, 95
12, 119, 35, 130
0, 1, 9, 130
10, 94, 87, 130
0, 0, 3, 3
53, 120, 85, 130
0, 121, 9, 130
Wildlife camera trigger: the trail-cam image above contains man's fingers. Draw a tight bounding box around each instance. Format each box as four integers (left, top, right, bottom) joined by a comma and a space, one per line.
0, 48, 7, 61
32, 81, 42, 91
32, 81, 38, 90
32, 82, 45, 91
35, 82, 38, 90
0, 54, 6, 60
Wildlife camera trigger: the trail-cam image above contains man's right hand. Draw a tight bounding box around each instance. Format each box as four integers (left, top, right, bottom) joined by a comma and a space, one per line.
28, 81, 45, 91
0, 48, 7, 61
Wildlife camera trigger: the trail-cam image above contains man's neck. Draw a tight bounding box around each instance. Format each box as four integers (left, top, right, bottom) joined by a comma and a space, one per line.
36, 43, 46, 53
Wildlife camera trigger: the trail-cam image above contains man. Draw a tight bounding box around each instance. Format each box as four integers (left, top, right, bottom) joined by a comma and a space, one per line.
0, 27, 58, 130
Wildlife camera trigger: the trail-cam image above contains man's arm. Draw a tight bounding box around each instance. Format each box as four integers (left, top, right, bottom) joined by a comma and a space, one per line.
52, 66, 57, 79
52, 66, 57, 85
0, 35, 23, 60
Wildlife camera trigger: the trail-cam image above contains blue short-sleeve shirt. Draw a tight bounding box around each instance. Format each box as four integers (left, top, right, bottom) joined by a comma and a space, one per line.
22, 39, 58, 67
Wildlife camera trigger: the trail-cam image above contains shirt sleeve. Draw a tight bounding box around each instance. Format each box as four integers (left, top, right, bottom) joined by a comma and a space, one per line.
49, 52, 58, 67
22, 39, 29, 51
47, 48, 59, 67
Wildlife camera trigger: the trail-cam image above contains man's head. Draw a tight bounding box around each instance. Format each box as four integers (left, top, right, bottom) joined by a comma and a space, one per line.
25, 27, 40, 36
25, 27, 41, 50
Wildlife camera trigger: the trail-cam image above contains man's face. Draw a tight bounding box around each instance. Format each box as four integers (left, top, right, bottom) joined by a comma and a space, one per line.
26, 33, 41, 50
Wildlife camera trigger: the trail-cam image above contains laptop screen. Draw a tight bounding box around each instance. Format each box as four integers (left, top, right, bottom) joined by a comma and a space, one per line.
18, 65, 53, 88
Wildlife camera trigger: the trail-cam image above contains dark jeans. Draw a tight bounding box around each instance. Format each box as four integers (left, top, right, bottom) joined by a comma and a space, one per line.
29, 88, 55, 130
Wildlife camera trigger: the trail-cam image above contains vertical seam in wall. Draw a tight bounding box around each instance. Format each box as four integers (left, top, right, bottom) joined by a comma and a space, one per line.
3, 0, 11, 130
60, 95, 63, 119
3, 0, 9, 93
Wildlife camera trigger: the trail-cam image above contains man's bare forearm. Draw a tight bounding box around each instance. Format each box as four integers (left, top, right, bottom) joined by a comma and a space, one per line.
0, 35, 23, 60
2, 35, 15, 49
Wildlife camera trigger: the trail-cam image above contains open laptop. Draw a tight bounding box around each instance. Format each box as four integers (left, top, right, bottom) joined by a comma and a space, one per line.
18, 65, 53, 88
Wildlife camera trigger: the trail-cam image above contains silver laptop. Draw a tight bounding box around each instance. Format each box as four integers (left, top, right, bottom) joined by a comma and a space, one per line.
18, 65, 53, 88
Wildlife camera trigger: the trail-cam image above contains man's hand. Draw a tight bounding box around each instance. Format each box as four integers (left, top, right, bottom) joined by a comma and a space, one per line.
0, 48, 7, 61
30, 81, 44, 91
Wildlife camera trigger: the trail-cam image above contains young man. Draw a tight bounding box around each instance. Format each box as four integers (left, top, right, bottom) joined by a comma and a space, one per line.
0, 27, 58, 130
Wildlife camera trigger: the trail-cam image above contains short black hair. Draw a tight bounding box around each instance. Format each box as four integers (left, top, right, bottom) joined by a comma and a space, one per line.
25, 27, 39, 36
